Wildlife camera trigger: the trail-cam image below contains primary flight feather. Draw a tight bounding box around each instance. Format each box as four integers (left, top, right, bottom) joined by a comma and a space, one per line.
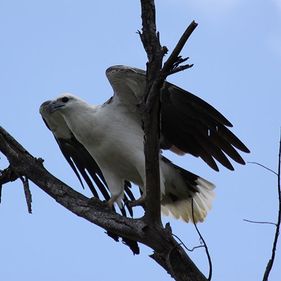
40, 65, 249, 223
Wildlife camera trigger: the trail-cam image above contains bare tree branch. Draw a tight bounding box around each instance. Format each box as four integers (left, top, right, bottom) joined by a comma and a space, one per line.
162, 21, 198, 77
139, 0, 198, 227
0, 166, 19, 186
247, 137, 281, 281
139, 0, 163, 225
0, 1, 209, 280
20, 175, 32, 214
0, 125, 208, 281
248, 161, 278, 176
139, 3, 205, 279
243, 219, 276, 226
0, 126, 142, 239
262, 136, 281, 281
172, 233, 205, 252
192, 199, 212, 281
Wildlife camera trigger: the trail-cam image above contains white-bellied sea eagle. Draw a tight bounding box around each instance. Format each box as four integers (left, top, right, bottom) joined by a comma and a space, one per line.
40, 65, 249, 223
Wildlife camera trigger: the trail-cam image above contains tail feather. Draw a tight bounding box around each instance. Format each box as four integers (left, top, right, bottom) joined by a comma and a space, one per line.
160, 156, 215, 223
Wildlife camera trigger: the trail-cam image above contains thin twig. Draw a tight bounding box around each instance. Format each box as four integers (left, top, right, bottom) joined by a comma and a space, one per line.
192, 199, 212, 281
161, 21, 198, 77
168, 64, 194, 75
172, 233, 205, 252
0, 183, 2, 203
20, 175, 32, 214
262, 135, 281, 281
243, 219, 276, 226
247, 161, 277, 176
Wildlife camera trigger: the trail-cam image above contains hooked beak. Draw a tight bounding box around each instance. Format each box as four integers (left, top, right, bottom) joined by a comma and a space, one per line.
39, 99, 66, 115
44, 100, 65, 114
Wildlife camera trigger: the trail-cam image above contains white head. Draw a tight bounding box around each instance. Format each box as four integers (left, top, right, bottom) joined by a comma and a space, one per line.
39, 98, 75, 139
46, 93, 88, 114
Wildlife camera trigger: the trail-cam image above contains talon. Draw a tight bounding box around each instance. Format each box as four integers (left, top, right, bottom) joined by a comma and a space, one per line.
107, 194, 121, 210
107, 198, 115, 209
128, 195, 146, 208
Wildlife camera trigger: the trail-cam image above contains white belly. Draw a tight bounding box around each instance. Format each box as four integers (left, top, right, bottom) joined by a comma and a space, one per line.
73, 102, 145, 188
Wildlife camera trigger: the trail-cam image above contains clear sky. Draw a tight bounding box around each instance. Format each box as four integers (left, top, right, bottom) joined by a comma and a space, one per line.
0, 1, 280, 280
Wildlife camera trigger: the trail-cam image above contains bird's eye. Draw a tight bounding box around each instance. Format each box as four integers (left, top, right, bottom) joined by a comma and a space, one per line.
61, 97, 69, 103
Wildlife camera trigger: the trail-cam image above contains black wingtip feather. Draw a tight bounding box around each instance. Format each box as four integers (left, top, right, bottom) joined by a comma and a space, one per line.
161, 82, 250, 171
165, 83, 233, 127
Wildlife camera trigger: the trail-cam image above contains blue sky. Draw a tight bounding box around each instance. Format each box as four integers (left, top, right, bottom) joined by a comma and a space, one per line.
0, 1, 280, 280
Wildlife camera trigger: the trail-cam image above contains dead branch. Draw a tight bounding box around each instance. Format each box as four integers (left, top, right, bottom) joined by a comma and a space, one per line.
139, 0, 164, 225
243, 219, 276, 226
0, 1, 209, 279
20, 175, 32, 214
247, 161, 277, 176
0, 125, 208, 281
139, 0, 198, 228
139, 3, 205, 279
247, 137, 281, 281
262, 136, 281, 281
161, 21, 198, 77
192, 199, 212, 281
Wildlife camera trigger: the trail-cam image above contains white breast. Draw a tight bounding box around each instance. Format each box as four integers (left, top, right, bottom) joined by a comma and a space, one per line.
63, 99, 145, 188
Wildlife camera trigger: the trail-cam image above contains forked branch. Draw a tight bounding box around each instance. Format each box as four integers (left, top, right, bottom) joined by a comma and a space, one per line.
0, 125, 207, 281
0, 1, 208, 279
139, 0, 198, 227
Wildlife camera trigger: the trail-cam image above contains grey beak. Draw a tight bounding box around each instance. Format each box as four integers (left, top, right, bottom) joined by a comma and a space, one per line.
39, 100, 52, 115
46, 100, 65, 113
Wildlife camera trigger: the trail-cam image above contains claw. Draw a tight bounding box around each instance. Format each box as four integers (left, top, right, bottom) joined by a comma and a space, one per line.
107, 197, 115, 209
107, 193, 122, 209
128, 194, 146, 208
87, 197, 115, 212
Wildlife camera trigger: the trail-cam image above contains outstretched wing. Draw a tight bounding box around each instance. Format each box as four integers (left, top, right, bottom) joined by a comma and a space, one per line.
39, 101, 134, 216
160, 83, 250, 171
106, 65, 250, 171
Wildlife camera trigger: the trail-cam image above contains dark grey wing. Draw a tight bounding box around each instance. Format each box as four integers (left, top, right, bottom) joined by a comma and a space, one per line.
55, 133, 135, 217
56, 134, 137, 250
160, 83, 250, 171
55, 135, 108, 199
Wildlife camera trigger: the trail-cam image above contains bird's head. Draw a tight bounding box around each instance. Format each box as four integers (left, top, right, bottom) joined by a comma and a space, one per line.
46, 94, 85, 114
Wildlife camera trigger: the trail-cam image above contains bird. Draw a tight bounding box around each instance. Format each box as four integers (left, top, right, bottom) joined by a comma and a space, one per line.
40, 65, 249, 223
39, 100, 135, 217
40, 97, 139, 254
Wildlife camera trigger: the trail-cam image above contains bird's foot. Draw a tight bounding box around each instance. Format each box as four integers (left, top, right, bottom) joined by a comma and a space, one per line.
87, 197, 117, 213
106, 194, 121, 210
107, 198, 115, 209
128, 194, 146, 208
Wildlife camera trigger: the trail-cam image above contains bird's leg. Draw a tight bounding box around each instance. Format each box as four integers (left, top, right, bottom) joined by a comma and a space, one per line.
107, 188, 124, 209
87, 197, 115, 211
88, 195, 119, 211
128, 189, 146, 208
107, 195, 119, 209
